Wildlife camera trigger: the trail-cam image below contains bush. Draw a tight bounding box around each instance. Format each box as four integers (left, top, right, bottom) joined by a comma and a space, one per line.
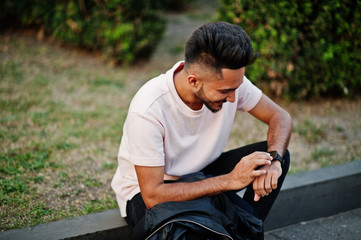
218, 0, 361, 99
0, 0, 167, 64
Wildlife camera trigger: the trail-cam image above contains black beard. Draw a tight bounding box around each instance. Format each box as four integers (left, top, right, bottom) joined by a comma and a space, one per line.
195, 86, 225, 113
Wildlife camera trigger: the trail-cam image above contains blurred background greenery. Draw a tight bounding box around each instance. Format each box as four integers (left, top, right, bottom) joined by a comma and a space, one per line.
1, 0, 360, 231
218, 0, 361, 99
1, 0, 360, 98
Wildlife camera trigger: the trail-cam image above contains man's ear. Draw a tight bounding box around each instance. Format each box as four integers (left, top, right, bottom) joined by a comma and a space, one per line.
187, 74, 201, 89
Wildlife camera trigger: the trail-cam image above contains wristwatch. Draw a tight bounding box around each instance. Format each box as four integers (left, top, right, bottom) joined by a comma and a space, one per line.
268, 151, 284, 168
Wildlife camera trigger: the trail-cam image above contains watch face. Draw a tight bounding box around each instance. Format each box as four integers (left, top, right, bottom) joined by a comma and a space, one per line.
268, 151, 284, 167
268, 151, 277, 159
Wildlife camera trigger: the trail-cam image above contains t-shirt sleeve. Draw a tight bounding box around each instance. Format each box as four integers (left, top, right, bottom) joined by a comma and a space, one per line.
236, 76, 263, 112
123, 112, 165, 166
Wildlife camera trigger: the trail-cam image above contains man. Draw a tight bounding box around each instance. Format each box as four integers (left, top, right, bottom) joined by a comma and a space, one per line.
111, 21, 292, 238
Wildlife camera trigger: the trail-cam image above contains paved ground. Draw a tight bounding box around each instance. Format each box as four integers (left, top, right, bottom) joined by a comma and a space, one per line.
265, 208, 361, 240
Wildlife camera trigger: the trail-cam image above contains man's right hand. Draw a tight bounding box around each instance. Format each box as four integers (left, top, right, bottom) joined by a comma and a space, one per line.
227, 151, 272, 191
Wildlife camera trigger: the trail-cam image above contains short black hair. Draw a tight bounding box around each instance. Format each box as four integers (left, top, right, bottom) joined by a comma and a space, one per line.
185, 22, 256, 73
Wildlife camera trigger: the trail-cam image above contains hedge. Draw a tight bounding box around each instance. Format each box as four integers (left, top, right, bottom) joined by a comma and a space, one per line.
0, 0, 167, 64
218, 0, 361, 99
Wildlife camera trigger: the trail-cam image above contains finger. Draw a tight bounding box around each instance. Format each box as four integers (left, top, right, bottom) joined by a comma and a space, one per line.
265, 172, 273, 193
258, 180, 267, 197
252, 151, 272, 157
253, 159, 271, 169
252, 177, 259, 196
271, 173, 279, 190
254, 193, 261, 202
254, 174, 267, 197
254, 152, 273, 160
251, 169, 266, 178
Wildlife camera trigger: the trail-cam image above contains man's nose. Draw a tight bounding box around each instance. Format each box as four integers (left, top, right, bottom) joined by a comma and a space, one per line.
226, 91, 235, 102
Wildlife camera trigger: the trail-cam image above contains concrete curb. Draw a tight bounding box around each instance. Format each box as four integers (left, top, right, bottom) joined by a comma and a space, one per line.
0, 209, 129, 240
264, 159, 361, 230
1, 160, 361, 239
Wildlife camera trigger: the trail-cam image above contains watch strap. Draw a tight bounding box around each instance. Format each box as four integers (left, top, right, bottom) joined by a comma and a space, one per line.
268, 151, 284, 167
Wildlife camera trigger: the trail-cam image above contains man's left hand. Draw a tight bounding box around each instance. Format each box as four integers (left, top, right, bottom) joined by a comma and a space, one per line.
253, 160, 282, 201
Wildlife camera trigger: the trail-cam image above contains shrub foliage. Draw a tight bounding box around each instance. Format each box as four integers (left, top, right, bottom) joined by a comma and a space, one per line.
0, 0, 166, 63
218, 0, 361, 99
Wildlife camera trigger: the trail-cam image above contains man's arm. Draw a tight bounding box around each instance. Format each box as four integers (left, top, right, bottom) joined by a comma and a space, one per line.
135, 151, 272, 209
248, 94, 293, 201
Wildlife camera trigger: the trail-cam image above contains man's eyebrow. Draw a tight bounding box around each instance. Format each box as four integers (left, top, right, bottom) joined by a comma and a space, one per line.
218, 79, 244, 92
219, 88, 238, 92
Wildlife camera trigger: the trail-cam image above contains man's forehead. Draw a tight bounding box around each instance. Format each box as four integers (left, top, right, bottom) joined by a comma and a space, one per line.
204, 68, 243, 89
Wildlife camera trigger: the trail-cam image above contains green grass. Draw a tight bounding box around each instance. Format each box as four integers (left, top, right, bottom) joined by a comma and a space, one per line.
0, 34, 127, 231
294, 119, 325, 144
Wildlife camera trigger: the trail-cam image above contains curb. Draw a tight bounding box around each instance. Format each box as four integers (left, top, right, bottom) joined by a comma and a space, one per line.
0, 209, 128, 240
264, 159, 361, 230
1, 160, 361, 239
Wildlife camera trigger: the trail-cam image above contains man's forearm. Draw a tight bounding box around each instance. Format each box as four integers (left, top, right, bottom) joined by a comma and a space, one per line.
248, 94, 293, 157
266, 108, 292, 156
136, 152, 272, 209
144, 174, 233, 209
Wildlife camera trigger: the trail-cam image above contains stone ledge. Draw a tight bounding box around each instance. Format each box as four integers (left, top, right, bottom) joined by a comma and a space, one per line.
1, 160, 360, 240
0, 209, 128, 240
264, 159, 361, 230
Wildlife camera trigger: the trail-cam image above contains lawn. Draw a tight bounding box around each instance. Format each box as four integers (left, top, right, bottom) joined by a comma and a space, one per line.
1, 4, 360, 231
0, 32, 135, 230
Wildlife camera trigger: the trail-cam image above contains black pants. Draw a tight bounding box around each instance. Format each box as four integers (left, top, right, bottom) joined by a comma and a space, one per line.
125, 141, 290, 230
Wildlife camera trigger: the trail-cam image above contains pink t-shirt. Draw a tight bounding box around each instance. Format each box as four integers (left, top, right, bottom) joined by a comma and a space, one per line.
111, 62, 262, 216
